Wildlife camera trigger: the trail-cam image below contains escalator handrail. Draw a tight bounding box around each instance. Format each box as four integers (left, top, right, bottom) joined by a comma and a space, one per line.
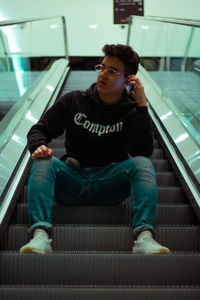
0, 59, 69, 203
129, 15, 200, 28
0, 15, 65, 27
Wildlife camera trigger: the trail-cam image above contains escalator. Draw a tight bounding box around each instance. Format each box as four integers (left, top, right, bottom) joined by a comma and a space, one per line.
0, 71, 200, 299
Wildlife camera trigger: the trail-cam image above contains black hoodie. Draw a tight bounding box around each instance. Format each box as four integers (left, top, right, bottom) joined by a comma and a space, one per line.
27, 83, 154, 167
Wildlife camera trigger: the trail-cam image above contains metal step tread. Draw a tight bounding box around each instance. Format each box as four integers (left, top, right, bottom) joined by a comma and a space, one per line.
1, 253, 200, 286
3, 225, 200, 252
0, 285, 200, 300
155, 172, 179, 186
0, 284, 199, 288
11, 202, 199, 225
151, 159, 172, 171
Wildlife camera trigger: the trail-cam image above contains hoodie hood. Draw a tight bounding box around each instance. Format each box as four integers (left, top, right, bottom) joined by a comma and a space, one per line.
86, 83, 137, 109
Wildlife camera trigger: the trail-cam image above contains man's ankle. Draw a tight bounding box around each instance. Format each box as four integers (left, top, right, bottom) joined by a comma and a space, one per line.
33, 228, 50, 240
136, 230, 152, 240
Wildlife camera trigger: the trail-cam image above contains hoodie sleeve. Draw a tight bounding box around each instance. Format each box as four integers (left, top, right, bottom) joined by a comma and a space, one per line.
126, 107, 154, 158
27, 93, 72, 154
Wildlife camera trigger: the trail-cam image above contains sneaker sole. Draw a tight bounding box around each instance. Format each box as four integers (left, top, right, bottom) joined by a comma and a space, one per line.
143, 249, 170, 255
20, 247, 46, 254
132, 248, 171, 255
147, 248, 171, 255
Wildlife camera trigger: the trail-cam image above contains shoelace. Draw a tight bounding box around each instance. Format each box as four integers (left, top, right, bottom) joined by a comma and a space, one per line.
135, 237, 158, 246
32, 234, 52, 244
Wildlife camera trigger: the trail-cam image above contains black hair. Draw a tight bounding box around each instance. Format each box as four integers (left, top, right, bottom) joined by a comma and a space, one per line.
102, 44, 140, 76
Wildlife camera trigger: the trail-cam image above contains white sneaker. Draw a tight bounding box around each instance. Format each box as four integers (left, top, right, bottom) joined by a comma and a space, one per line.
20, 229, 52, 254
132, 230, 170, 255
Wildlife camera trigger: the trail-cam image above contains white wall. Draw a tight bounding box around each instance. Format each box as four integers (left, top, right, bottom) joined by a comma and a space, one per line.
0, 0, 199, 56
145, 0, 200, 19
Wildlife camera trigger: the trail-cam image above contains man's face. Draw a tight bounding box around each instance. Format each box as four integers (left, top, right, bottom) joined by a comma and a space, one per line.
96, 56, 127, 97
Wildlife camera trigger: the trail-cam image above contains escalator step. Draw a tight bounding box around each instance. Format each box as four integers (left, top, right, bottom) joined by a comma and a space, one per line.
156, 172, 178, 186
4, 225, 200, 251
157, 186, 187, 203
1, 253, 200, 285
0, 286, 200, 300
151, 159, 171, 171
11, 202, 198, 225
151, 149, 166, 159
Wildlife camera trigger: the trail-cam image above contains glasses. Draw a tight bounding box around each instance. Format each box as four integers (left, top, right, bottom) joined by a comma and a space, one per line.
95, 64, 122, 76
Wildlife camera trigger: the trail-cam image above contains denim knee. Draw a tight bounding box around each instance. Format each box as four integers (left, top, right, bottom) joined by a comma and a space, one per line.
30, 156, 66, 178
31, 156, 61, 169
130, 156, 154, 169
125, 156, 156, 178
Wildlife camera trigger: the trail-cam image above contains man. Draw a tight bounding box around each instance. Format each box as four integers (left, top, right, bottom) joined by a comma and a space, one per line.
20, 44, 170, 255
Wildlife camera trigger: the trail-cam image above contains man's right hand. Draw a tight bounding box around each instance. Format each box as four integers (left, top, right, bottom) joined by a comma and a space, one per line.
31, 145, 53, 159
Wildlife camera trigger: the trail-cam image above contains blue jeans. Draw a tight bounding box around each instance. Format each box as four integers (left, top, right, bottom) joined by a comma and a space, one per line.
28, 156, 158, 238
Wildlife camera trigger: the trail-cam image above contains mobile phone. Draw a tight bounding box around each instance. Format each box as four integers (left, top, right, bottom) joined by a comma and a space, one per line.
126, 84, 135, 94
